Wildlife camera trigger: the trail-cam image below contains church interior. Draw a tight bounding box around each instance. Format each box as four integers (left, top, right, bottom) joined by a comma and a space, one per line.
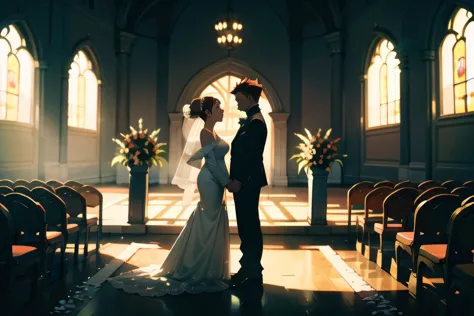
0, 0, 474, 315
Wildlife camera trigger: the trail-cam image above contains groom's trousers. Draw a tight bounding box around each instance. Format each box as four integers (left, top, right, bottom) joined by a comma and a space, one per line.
233, 183, 263, 278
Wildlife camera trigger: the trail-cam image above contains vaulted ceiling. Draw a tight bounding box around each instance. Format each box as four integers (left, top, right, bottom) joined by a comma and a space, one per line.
115, 0, 346, 38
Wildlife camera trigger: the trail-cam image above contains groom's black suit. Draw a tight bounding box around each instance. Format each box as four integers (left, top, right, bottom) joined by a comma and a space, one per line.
230, 104, 267, 279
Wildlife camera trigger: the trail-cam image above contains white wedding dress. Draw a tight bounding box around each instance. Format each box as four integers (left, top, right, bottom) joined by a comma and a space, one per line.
108, 135, 231, 296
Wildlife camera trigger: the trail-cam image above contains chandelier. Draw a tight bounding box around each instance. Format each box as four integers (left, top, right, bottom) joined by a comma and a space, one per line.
215, 2, 243, 51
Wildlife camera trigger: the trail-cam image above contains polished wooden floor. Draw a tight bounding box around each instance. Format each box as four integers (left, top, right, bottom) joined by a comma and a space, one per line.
11, 234, 471, 316
91, 185, 359, 235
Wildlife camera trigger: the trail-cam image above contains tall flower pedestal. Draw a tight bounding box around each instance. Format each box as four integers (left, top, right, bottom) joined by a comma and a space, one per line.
307, 167, 329, 225
128, 165, 149, 224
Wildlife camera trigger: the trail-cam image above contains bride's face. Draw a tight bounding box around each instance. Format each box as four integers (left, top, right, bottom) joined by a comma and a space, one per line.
209, 100, 224, 122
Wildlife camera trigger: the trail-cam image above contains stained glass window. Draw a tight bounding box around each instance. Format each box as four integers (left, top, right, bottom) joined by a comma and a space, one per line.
367, 39, 401, 127
198, 75, 272, 181
0, 25, 34, 123
440, 8, 474, 115
68, 50, 98, 130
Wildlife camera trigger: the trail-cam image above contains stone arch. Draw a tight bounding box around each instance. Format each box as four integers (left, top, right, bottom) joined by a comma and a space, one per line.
60, 40, 103, 181
169, 57, 289, 186
0, 19, 43, 179
361, 28, 401, 75
425, 1, 474, 51
176, 57, 284, 113
66, 40, 103, 81
0, 18, 41, 61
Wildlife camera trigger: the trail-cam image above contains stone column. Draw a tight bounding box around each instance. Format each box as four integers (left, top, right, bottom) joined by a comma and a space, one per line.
287, 23, 303, 184
398, 54, 410, 180
326, 31, 344, 140
115, 31, 136, 135
168, 113, 184, 182
156, 36, 170, 184
423, 50, 436, 180
35, 61, 47, 180
58, 74, 69, 181
269, 112, 290, 186
359, 74, 367, 179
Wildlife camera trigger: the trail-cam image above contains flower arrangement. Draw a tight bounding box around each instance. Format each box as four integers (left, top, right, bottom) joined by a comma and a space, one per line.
290, 128, 347, 174
111, 118, 167, 168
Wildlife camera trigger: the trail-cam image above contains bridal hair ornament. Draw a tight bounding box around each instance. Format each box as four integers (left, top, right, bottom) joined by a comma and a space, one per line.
182, 104, 191, 119
182, 98, 205, 119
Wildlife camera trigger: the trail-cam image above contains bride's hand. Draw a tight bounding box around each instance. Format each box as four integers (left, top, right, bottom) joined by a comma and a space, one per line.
227, 180, 241, 193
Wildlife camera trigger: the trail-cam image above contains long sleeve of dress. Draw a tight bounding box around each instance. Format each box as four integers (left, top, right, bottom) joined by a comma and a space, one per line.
205, 150, 231, 187
187, 141, 231, 187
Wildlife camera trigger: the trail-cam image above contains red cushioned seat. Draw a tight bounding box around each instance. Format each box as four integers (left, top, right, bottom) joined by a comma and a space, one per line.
374, 222, 403, 234
12, 245, 39, 266
396, 232, 414, 246
419, 244, 447, 263
66, 223, 79, 234
46, 231, 64, 244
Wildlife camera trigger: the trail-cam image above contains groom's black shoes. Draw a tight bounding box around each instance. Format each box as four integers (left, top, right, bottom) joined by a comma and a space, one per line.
229, 272, 248, 288
230, 273, 263, 289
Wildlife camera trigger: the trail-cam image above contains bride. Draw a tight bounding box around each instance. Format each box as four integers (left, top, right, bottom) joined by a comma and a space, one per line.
108, 96, 233, 296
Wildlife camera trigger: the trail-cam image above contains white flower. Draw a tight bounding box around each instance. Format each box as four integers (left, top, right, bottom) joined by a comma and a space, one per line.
182, 104, 191, 119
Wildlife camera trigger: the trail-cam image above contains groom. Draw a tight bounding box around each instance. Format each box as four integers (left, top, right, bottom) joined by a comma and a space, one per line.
227, 78, 268, 288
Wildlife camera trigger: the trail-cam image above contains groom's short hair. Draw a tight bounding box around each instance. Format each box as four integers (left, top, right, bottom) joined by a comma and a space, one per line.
231, 78, 263, 102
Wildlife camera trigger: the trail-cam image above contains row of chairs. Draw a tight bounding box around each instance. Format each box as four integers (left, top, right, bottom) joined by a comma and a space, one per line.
0, 179, 103, 315
347, 179, 474, 231
348, 179, 474, 313
0, 179, 103, 257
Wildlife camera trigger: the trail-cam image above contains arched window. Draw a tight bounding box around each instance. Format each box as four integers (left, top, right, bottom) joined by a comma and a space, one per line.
0, 25, 34, 123
440, 8, 474, 115
367, 38, 401, 127
199, 75, 273, 183
68, 50, 98, 130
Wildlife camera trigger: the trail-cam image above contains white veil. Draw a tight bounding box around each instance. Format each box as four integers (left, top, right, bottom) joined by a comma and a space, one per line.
171, 115, 205, 207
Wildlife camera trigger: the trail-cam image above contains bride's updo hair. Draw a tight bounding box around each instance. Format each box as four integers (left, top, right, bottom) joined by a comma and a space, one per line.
183, 96, 218, 121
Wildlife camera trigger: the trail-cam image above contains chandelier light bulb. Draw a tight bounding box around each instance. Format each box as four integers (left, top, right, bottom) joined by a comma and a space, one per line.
227, 34, 233, 42
239, 38, 242, 43
217, 37, 222, 43
223, 22, 227, 29
234, 36, 239, 43
221, 35, 226, 41
238, 24, 242, 30
233, 22, 238, 30
218, 22, 223, 30
215, 24, 218, 31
